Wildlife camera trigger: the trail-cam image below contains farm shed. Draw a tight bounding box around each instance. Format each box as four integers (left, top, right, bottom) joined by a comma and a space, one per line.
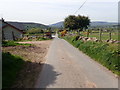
1, 19, 24, 40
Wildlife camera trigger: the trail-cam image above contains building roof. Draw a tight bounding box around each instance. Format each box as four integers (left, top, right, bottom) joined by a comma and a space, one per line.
0, 18, 25, 31
1, 19, 24, 33
7, 22, 25, 30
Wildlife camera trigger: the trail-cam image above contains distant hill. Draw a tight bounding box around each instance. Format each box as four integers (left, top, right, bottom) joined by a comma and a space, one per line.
49, 22, 64, 28
90, 21, 117, 27
21, 22, 49, 30
6, 21, 49, 30
49, 21, 117, 28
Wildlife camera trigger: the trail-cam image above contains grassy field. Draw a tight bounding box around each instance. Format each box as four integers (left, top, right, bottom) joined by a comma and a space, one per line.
63, 36, 120, 76
81, 31, 118, 40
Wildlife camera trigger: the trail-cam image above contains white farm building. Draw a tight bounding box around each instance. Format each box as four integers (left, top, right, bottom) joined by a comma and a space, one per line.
1, 19, 24, 40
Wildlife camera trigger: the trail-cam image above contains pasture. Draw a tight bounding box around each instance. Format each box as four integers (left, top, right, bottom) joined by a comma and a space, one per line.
81, 30, 118, 41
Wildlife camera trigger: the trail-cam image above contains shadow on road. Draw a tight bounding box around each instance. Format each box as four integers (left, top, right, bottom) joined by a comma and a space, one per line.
35, 63, 61, 88
2, 52, 61, 88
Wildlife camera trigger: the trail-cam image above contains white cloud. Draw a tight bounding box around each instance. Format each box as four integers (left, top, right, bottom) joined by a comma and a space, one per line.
28, 0, 119, 3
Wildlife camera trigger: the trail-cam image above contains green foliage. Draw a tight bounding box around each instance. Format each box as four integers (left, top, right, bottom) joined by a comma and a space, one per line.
27, 28, 44, 34
64, 15, 78, 30
81, 31, 118, 40
23, 23, 49, 30
2, 52, 25, 88
77, 15, 90, 31
64, 36, 120, 76
64, 15, 90, 31
2, 41, 31, 47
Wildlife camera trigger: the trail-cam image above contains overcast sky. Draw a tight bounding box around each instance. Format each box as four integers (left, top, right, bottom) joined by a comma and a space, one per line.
0, 0, 119, 25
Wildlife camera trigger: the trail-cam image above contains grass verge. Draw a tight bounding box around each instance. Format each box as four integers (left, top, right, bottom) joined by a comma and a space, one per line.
2, 52, 25, 88
63, 36, 120, 76
2, 41, 31, 47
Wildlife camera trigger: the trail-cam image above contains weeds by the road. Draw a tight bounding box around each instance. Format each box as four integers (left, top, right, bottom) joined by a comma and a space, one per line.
63, 36, 120, 76
2, 41, 31, 47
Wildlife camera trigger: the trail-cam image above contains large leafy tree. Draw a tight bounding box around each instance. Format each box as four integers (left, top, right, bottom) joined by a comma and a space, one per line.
77, 15, 90, 31
27, 28, 43, 34
64, 15, 90, 34
64, 15, 77, 30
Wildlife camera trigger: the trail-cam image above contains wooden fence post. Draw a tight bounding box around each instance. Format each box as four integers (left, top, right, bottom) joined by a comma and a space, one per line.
109, 30, 112, 40
99, 29, 102, 41
87, 29, 89, 37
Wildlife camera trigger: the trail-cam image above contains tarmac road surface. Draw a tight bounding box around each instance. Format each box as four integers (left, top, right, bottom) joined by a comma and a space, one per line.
35, 37, 118, 88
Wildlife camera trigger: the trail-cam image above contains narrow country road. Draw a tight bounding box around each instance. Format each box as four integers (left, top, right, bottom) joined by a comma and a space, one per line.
35, 37, 118, 88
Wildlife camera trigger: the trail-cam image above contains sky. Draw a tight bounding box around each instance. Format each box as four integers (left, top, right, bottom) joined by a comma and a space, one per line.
0, 0, 119, 25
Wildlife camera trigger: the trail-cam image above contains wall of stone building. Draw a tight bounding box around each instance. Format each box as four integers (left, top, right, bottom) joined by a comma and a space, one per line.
3, 26, 23, 40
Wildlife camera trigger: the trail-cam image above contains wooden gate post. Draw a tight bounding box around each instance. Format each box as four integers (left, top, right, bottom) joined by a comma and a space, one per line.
87, 29, 89, 37
99, 29, 102, 41
109, 29, 112, 40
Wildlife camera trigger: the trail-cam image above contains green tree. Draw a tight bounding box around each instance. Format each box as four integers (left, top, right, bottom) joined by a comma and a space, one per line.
77, 15, 90, 32
27, 28, 42, 34
64, 15, 77, 30
64, 15, 90, 35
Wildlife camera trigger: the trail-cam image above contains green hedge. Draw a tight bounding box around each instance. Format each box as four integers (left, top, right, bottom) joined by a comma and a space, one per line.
63, 36, 120, 76
2, 52, 25, 88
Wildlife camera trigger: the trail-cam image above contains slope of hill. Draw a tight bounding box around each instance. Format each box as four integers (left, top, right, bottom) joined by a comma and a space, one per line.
49, 21, 117, 28
6, 21, 49, 30
91, 21, 117, 27
49, 22, 64, 28
22, 22, 49, 30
